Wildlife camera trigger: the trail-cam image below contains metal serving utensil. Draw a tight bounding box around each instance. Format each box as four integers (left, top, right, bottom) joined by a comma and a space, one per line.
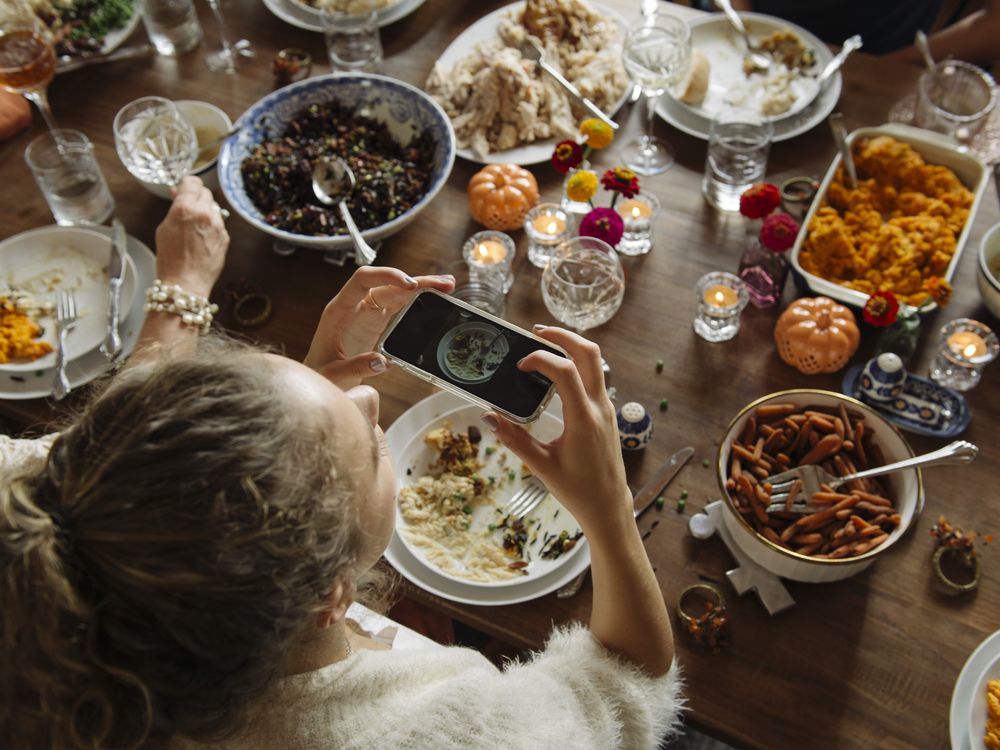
311, 156, 377, 266
764, 440, 978, 514
714, 0, 770, 73
828, 113, 857, 189
520, 38, 619, 130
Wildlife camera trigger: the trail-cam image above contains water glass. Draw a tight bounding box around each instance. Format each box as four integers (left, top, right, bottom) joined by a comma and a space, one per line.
322, 0, 382, 73
541, 237, 625, 332
915, 60, 997, 150
702, 106, 772, 212
114, 96, 197, 188
140, 0, 203, 56
25, 129, 114, 226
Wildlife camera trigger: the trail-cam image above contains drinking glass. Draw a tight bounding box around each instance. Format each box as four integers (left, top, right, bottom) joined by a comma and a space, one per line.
322, 0, 382, 73
25, 129, 115, 226
702, 105, 772, 212
541, 237, 625, 332
0, 0, 60, 136
621, 13, 691, 175
204, 0, 256, 74
915, 60, 997, 152
141, 0, 203, 56
114, 97, 197, 188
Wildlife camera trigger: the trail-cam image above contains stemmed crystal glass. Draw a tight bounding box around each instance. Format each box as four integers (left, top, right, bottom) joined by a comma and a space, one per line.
541, 237, 625, 333
204, 0, 256, 74
114, 97, 198, 188
0, 0, 60, 137
621, 13, 692, 175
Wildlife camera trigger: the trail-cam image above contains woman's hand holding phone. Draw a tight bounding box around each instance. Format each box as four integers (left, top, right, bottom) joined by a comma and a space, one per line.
304, 267, 455, 389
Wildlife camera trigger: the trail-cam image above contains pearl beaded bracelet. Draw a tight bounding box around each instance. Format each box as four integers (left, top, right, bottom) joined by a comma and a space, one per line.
144, 280, 219, 335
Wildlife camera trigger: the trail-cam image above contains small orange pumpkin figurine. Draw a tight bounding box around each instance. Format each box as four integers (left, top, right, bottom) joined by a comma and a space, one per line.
774, 296, 860, 374
468, 163, 539, 231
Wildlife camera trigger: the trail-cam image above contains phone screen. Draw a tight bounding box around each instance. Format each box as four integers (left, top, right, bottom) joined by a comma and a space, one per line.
380, 291, 563, 421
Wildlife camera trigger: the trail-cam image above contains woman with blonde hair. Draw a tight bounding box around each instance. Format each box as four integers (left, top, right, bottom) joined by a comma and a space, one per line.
0, 177, 682, 749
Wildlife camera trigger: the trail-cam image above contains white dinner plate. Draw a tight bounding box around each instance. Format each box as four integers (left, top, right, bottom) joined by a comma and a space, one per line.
393, 402, 585, 589
433, 1, 629, 165
98, 4, 142, 55
260, 0, 426, 32
1, 226, 138, 373
384, 389, 592, 606
0, 226, 153, 400
655, 14, 841, 142
950, 628, 1000, 750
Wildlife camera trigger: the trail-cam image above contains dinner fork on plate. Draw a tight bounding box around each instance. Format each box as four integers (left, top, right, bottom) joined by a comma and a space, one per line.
503, 476, 548, 519
764, 440, 977, 514
52, 289, 78, 401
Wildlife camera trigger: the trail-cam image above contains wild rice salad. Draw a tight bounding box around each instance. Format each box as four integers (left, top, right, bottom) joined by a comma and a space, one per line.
240, 101, 436, 236
397, 426, 582, 583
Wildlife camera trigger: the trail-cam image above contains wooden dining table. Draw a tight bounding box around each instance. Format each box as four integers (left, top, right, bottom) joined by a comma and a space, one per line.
2, 1, 998, 747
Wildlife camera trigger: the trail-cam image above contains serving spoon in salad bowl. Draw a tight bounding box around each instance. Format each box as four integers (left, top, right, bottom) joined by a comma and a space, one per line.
311, 156, 378, 266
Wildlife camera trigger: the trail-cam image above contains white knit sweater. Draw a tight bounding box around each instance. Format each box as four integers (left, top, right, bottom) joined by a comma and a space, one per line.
1, 435, 684, 749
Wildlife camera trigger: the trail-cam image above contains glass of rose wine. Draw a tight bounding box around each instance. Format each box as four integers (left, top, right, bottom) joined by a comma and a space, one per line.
0, 0, 60, 137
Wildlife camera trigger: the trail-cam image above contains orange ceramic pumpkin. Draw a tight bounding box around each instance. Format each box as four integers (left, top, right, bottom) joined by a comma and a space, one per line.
468, 164, 539, 231
774, 297, 860, 374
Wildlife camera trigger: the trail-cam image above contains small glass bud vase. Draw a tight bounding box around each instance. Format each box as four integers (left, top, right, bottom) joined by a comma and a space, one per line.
737, 240, 788, 308
873, 304, 923, 364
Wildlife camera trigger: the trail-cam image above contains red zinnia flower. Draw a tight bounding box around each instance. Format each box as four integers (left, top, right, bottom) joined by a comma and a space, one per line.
863, 291, 900, 327
579, 207, 624, 247
739, 183, 781, 219
759, 212, 799, 252
551, 140, 584, 174
600, 167, 640, 198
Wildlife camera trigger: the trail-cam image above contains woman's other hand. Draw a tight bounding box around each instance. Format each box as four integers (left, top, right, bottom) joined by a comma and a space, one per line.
304, 267, 454, 389
154, 176, 229, 298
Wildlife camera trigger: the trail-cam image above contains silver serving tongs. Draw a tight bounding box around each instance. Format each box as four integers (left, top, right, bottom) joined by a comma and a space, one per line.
829, 113, 857, 189
520, 37, 619, 130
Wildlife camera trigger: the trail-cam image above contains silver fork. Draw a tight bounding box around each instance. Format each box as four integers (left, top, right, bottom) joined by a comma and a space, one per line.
765, 440, 978, 514
52, 289, 78, 401
503, 476, 548, 519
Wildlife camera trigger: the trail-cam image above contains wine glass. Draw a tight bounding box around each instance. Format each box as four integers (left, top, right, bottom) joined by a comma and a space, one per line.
204, 0, 256, 74
114, 97, 198, 188
541, 237, 625, 333
621, 13, 691, 175
0, 0, 60, 136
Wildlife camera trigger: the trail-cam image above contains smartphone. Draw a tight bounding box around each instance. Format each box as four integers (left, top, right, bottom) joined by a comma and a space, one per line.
378, 289, 565, 423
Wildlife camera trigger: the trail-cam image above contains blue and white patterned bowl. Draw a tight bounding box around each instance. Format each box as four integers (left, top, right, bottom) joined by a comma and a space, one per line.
219, 73, 455, 250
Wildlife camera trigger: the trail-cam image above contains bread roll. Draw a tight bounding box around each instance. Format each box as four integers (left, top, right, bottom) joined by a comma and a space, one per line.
678, 50, 710, 105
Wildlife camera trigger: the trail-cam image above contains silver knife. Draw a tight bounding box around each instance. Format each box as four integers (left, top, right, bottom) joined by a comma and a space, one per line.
100, 219, 127, 361
555, 445, 695, 598
56, 44, 155, 74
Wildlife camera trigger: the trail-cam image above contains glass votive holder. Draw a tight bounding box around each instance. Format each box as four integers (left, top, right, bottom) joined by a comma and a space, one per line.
615, 192, 660, 256
524, 203, 570, 268
693, 272, 749, 342
929, 318, 999, 391
272, 48, 312, 87
437, 260, 505, 317
462, 230, 515, 293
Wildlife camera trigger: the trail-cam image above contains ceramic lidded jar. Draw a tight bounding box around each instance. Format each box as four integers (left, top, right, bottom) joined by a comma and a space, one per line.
617, 401, 653, 451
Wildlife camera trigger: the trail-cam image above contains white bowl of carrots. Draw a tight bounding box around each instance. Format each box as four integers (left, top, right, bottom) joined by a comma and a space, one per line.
716, 390, 923, 583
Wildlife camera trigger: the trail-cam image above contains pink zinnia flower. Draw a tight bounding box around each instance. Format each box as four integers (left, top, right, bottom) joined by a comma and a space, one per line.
759, 212, 799, 252
579, 207, 624, 247
739, 183, 781, 219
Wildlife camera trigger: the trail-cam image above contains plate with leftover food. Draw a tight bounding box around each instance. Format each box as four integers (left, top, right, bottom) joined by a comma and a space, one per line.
0, 225, 138, 373
789, 124, 989, 312
667, 13, 835, 122
261, 0, 426, 32
950, 628, 1000, 750
426, 0, 629, 164
393, 403, 585, 588
0, 224, 153, 399
33, 0, 141, 60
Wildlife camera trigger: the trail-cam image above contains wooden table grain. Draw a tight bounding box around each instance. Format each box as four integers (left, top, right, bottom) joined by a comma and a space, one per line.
1, 2, 998, 748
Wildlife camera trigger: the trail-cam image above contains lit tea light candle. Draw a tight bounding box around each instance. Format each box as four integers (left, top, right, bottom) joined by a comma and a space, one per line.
618, 198, 653, 220
704, 284, 740, 308
462, 230, 516, 294
524, 203, 570, 268
947, 330, 988, 359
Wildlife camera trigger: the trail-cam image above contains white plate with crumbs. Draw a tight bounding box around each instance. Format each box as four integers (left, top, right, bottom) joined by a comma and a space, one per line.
385, 390, 591, 605
261, 0, 426, 32
0, 226, 138, 373
950, 628, 1000, 750
429, 1, 629, 165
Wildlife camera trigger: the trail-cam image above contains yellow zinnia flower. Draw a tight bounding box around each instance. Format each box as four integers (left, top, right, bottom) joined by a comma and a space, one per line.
566, 170, 598, 202
580, 118, 614, 149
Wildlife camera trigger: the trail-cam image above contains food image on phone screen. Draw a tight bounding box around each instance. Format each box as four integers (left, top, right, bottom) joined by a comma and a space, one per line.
380, 291, 563, 421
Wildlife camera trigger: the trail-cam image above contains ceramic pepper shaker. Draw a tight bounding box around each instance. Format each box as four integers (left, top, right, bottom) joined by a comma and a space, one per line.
858, 353, 907, 404
617, 401, 653, 451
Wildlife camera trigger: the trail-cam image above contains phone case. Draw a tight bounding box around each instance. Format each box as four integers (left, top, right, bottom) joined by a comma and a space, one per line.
376, 289, 559, 424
